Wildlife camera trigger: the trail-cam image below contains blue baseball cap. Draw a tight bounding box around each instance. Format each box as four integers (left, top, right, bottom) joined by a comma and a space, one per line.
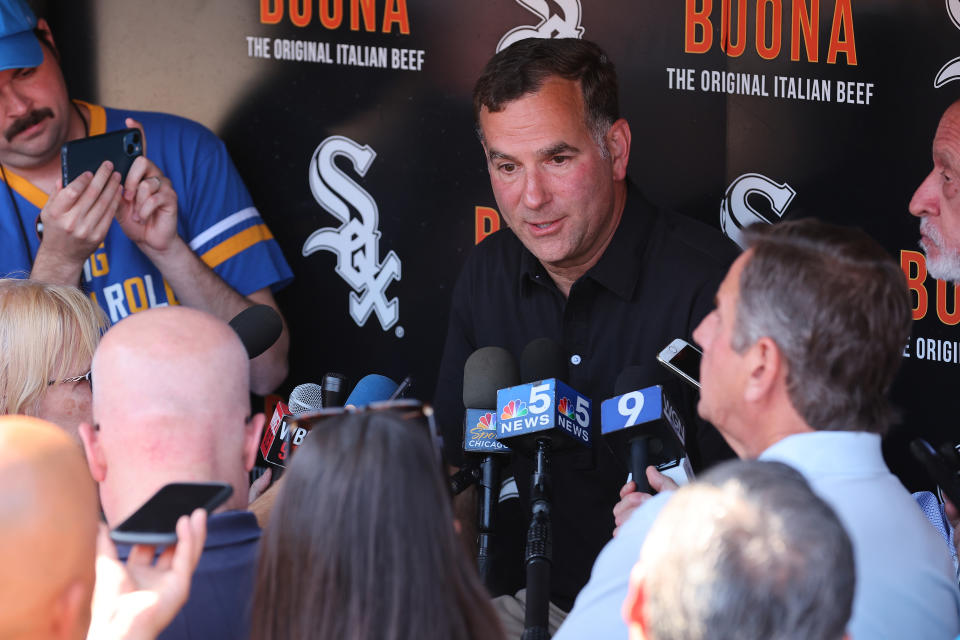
0, 0, 41, 72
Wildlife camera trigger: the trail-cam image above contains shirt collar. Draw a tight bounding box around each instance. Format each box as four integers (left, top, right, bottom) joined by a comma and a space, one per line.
115, 509, 261, 559
759, 430, 887, 477
518, 180, 655, 300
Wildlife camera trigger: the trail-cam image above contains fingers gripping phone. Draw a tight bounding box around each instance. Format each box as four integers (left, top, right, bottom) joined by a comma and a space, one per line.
656, 338, 702, 390
110, 482, 232, 546
61, 128, 143, 186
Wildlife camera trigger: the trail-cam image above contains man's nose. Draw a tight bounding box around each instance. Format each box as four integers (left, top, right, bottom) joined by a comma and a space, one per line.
909, 171, 940, 218
522, 169, 549, 210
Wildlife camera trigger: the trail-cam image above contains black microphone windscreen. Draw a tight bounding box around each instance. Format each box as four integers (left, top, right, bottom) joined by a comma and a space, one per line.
228, 304, 283, 359
614, 366, 648, 396
520, 337, 567, 383
463, 346, 520, 408
322, 373, 349, 408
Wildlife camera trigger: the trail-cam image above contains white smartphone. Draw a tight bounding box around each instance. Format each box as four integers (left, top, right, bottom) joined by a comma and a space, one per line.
656, 338, 702, 390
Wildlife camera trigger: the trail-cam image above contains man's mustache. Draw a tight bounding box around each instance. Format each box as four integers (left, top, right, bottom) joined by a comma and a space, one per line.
4, 108, 54, 142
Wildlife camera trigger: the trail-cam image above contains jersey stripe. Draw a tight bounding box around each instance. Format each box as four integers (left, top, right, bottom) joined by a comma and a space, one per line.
200, 224, 273, 268
0, 170, 47, 208
188, 206, 260, 251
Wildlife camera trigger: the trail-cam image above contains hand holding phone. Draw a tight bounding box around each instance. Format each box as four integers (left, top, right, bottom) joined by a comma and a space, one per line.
90, 510, 207, 640
61, 128, 143, 186
110, 482, 232, 546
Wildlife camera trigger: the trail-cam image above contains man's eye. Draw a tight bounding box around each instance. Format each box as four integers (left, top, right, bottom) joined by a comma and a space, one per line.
549, 155, 569, 165
14, 67, 37, 79
498, 163, 517, 174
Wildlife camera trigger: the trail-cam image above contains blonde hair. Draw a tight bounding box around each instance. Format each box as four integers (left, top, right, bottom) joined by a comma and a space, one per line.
0, 279, 109, 416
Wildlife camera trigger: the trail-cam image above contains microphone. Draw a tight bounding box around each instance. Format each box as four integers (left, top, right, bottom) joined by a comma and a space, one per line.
601, 367, 692, 493
228, 304, 283, 359
344, 374, 399, 407
288, 383, 324, 414
321, 372, 349, 408
495, 337, 592, 455
259, 383, 322, 469
497, 337, 590, 640
461, 346, 519, 585
463, 347, 518, 455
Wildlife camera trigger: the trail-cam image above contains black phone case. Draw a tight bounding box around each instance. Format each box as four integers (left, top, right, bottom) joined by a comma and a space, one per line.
109, 481, 233, 546
61, 128, 143, 185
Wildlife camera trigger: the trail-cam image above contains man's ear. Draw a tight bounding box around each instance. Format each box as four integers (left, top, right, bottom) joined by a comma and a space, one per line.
243, 413, 266, 472
606, 118, 631, 181
77, 422, 106, 483
743, 336, 782, 404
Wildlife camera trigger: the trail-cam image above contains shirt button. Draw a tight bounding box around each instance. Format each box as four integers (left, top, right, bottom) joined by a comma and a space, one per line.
570, 354, 582, 365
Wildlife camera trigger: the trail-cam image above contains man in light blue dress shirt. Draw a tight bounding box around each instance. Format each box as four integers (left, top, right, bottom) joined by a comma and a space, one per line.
556, 219, 960, 640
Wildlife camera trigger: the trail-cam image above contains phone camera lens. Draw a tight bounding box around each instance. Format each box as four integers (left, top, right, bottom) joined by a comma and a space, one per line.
126, 144, 134, 154
132, 132, 141, 143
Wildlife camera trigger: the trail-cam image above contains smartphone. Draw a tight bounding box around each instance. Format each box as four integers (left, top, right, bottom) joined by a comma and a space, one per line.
910, 439, 960, 508
61, 128, 143, 186
656, 338, 702, 390
110, 482, 233, 546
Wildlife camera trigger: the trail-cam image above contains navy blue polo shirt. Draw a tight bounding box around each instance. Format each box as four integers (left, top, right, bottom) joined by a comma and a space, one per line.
118, 510, 261, 640
433, 181, 739, 611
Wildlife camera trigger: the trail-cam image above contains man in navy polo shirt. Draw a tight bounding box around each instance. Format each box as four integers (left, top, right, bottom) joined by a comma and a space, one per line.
80, 306, 264, 640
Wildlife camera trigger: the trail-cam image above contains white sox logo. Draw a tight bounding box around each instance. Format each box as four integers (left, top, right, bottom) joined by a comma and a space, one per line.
935, 0, 960, 87
303, 136, 401, 331
720, 173, 796, 249
497, 0, 584, 52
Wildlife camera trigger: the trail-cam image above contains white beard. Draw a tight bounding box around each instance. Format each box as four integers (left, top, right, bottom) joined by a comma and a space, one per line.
920, 218, 960, 283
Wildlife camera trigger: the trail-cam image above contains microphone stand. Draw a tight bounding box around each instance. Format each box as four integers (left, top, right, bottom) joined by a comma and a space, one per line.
523, 438, 552, 640
476, 454, 502, 585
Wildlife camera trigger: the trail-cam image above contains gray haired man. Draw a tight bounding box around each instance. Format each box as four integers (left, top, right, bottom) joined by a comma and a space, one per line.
625, 460, 854, 640
556, 219, 960, 640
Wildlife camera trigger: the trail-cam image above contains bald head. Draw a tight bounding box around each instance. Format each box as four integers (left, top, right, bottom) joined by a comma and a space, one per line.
93, 306, 250, 421
0, 416, 98, 639
82, 307, 261, 525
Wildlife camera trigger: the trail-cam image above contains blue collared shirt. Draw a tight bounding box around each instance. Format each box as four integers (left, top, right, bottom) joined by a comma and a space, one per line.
556, 431, 960, 640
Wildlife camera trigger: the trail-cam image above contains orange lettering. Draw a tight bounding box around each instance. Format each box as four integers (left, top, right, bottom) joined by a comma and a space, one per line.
937, 279, 960, 325
791, 0, 819, 62
827, 0, 856, 65
320, 0, 343, 29
382, 0, 410, 34
260, 0, 283, 24
685, 0, 713, 53
721, 0, 748, 57
351, 0, 377, 32
290, 0, 311, 27
475, 206, 501, 245
901, 250, 928, 320
756, 0, 781, 60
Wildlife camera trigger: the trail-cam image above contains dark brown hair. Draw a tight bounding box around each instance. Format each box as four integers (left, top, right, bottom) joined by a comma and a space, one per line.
734, 219, 912, 433
472, 38, 619, 145
250, 410, 504, 640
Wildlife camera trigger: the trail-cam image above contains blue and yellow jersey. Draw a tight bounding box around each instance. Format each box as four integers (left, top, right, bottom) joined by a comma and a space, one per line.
0, 101, 293, 322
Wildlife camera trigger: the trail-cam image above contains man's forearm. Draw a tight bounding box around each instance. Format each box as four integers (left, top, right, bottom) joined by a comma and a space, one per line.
143, 237, 289, 393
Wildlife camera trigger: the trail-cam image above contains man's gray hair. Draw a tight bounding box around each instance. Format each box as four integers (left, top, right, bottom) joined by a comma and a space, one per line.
732, 219, 912, 433
640, 460, 855, 640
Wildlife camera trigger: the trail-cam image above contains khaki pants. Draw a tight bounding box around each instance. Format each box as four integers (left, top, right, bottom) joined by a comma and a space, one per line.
492, 588, 568, 638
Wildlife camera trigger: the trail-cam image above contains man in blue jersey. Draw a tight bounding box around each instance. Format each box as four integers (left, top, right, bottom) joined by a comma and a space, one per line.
0, 0, 292, 393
